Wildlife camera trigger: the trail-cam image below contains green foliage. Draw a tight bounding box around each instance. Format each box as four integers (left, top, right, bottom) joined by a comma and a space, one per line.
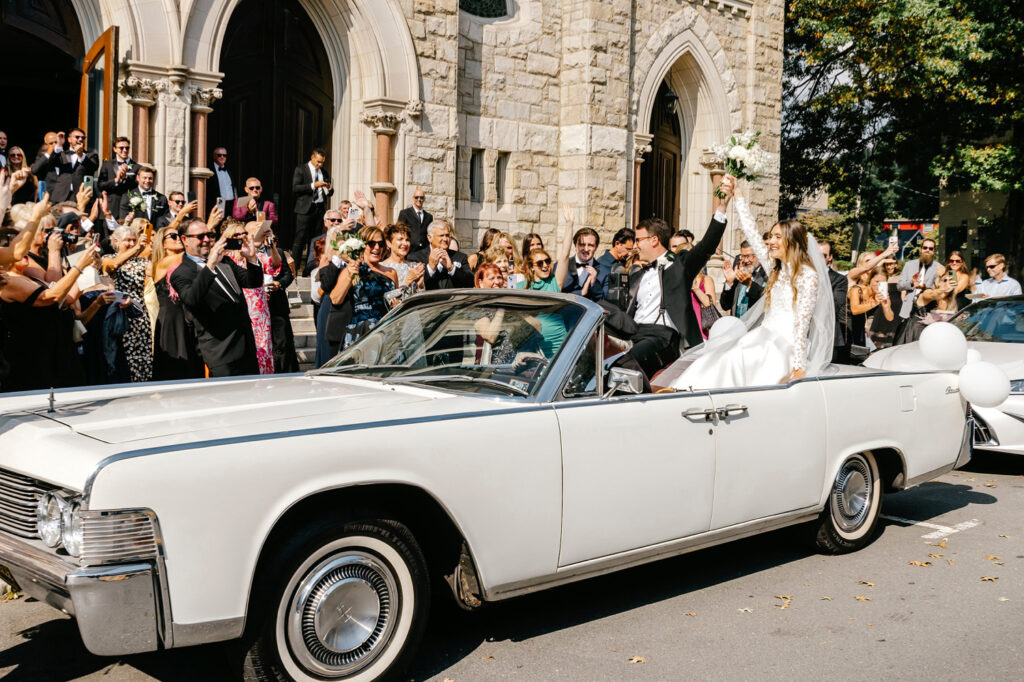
782, 0, 1023, 247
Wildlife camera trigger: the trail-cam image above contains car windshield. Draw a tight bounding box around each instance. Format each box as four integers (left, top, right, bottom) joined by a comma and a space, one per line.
319, 292, 588, 397
951, 299, 1024, 343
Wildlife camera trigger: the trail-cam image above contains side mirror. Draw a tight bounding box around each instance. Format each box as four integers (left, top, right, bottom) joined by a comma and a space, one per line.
603, 367, 644, 398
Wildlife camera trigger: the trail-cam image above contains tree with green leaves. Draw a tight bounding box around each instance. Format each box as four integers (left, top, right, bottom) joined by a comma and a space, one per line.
782, 0, 1023, 262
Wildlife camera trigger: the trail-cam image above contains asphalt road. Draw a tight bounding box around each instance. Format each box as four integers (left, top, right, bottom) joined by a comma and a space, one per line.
2, 451, 1022, 681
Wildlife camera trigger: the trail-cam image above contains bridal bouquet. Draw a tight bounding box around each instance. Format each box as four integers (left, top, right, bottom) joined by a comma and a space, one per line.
711, 130, 770, 198
128, 195, 146, 212
331, 232, 366, 261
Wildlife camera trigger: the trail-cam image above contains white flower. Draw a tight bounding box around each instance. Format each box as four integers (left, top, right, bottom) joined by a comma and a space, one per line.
728, 144, 748, 161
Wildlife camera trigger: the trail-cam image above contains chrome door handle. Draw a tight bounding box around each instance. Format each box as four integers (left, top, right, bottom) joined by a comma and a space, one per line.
682, 407, 718, 422
716, 404, 748, 419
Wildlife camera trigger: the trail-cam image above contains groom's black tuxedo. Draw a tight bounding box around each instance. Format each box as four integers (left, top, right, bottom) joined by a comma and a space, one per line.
626, 215, 728, 350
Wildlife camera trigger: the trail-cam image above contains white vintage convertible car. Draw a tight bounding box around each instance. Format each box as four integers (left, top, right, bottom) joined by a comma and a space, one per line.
0, 289, 971, 681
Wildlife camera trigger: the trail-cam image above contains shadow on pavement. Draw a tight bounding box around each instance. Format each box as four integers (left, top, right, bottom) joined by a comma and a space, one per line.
882, 480, 998, 524
962, 450, 1024, 476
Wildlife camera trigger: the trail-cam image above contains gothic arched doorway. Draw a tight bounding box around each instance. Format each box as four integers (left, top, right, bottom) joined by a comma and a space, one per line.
209, 0, 335, 246
638, 82, 683, 230
0, 1, 84, 155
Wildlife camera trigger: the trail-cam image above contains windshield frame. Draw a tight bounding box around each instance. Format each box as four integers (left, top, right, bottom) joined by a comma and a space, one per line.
312, 289, 606, 402
950, 297, 1024, 344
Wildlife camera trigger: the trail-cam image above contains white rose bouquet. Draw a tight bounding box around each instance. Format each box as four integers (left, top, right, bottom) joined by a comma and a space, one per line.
710, 130, 770, 198
128, 195, 145, 212
331, 232, 366, 261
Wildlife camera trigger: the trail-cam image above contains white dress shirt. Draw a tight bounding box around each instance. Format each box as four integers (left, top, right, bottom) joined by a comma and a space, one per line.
309, 162, 324, 204
975, 275, 1022, 298
633, 253, 677, 331
215, 165, 235, 199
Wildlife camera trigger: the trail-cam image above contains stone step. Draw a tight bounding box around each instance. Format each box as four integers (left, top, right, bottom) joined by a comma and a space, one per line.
292, 317, 317, 334
297, 348, 316, 365
290, 303, 314, 319
294, 331, 317, 349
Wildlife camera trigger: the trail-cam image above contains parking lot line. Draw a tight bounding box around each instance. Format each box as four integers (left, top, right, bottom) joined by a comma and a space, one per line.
881, 515, 981, 540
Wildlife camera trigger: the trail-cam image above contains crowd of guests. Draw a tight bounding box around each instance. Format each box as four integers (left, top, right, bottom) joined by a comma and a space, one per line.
1, 126, 1021, 392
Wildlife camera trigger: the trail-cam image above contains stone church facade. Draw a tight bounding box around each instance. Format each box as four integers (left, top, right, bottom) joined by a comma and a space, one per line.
47, 0, 783, 253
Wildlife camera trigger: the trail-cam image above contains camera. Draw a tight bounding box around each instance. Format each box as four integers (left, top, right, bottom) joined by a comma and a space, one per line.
50, 228, 79, 246
224, 236, 243, 250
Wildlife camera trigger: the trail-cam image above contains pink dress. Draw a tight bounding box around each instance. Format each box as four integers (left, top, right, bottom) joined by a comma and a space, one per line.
231, 251, 279, 374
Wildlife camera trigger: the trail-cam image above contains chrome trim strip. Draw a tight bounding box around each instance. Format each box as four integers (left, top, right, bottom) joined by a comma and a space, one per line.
907, 462, 957, 488
171, 617, 246, 647
484, 506, 821, 601
83, 404, 552, 505
953, 417, 973, 471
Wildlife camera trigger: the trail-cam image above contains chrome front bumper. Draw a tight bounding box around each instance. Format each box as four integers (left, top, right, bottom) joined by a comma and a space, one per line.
0, 531, 161, 656
955, 416, 974, 470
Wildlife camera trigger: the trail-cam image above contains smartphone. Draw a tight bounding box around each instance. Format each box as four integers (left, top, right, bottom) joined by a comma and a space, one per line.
187, 191, 196, 203
111, 290, 128, 304
215, 197, 226, 214
889, 234, 898, 248
91, 233, 101, 246
38, 180, 47, 201
82, 175, 96, 193
876, 281, 888, 299
348, 205, 362, 222
224, 236, 243, 250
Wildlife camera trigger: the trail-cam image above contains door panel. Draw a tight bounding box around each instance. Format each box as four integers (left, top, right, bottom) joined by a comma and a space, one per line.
79, 26, 117, 161
708, 383, 827, 529
556, 394, 716, 566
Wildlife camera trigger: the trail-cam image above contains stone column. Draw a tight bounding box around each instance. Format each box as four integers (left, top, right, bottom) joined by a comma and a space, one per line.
632, 134, 653, 227
360, 101, 406, 225
118, 77, 164, 164
700, 151, 729, 259
189, 87, 222, 219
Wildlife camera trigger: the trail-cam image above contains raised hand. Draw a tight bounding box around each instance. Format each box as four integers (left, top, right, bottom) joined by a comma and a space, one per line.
722, 256, 736, 285
76, 184, 93, 212
182, 199, 199, 216
407, 262, 425, 285
78, 244, 101, 270
428, 247, 444, 269
207, 237, 227, 269
208, 204, 224, 230
240, 233, 257, 261
10, 168, 30, 193
31, 194, 52, 223
583, 264, 598, 285
561, 203, 575, 225
46, 231, 64, 252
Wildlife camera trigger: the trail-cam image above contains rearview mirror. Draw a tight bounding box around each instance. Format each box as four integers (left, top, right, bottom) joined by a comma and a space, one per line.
603, 367, 644, 398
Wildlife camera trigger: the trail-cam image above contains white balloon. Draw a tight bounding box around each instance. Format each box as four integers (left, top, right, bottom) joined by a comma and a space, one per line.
959, 361, 1010, 408
965, 348, 982, 365
919, 322, 968, 370
708, 316, 746, 341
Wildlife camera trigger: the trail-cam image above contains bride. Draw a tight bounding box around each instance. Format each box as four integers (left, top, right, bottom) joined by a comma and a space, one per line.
665, 178, 834, 390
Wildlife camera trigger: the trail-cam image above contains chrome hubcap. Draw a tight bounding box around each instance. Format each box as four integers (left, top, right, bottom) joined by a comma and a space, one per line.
832, 458, 872, 532
287, 553, 398, 677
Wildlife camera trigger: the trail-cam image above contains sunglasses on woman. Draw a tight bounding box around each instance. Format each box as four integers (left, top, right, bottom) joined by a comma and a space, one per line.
948, 259, 962, 264
532, 258, 551, 268
164, 232, 180, 241
367, 239, 385, 249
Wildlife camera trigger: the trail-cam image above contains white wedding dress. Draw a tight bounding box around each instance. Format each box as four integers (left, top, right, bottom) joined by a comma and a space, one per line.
665, 197, 833, 390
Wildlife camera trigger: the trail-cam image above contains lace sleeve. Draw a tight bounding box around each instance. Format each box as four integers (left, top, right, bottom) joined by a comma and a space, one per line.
791, 265, 819, 372
735, 197, 771, 268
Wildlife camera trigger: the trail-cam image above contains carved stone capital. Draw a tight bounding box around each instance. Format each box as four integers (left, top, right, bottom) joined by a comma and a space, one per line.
403, 100, 423, 120
189, 86, 223, 113
699, 150, 726, 174
360, 111, 403, 135
633, 133, 654, 164
119, 76, 165, 107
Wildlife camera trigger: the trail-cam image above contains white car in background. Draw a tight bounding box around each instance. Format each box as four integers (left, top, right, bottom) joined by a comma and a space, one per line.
866, 295, 1024, 456
0, 289, 972, 681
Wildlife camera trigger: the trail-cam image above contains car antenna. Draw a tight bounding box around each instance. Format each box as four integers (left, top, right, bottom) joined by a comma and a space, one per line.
48, 388, 55, 413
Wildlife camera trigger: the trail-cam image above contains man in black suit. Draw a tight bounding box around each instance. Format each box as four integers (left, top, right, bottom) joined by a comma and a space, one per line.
561, 227, 609, 301
819, 241, 850, 363
291, 148, 333, 266
96, 136, 138, 218
720, 240, 767, 317
617, 176, 734, 379
396, 189, 432, 252
407, 220, 473, 289
30, 128, 98, 203
170, 218, 264, 377
209, 147, 237, 205
118, 165, 169, 223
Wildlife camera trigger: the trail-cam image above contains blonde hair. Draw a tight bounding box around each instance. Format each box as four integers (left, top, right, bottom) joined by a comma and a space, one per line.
497, 231, 523, 272
150, 226, 177, 265
764, 220, 814, 308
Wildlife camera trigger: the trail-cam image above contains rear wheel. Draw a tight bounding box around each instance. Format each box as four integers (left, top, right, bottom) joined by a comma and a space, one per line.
241, 517, 429, 681
814, 452, 882, 553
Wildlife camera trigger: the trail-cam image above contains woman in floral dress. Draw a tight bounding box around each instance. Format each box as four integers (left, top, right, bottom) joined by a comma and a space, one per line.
225, 221, 279, 374
101, 221, 153, 382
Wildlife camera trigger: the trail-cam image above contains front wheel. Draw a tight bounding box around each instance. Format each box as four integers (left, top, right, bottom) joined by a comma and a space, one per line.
814, 452, 882, 554
241, 518, 429, 681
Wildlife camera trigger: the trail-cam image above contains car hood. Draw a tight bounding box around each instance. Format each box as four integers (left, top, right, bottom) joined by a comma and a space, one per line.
17, 375, 446, 445
865, 340, 1024, 378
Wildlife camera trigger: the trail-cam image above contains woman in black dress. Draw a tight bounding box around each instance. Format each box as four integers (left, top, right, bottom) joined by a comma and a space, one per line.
149, 224, 204, 380
870, 256, 902, 349
101, 222, 153, 382
847, 254, 893, 348
5, 147, 38, 205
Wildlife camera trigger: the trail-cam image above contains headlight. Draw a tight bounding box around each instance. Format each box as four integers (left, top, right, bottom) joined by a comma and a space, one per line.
61, 500, 83, 556
1010, 379, 1024, 394
36, 492, 68, 548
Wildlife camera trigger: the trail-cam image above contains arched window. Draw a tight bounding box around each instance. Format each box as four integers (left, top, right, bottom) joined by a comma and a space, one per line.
460, 0, 508, 19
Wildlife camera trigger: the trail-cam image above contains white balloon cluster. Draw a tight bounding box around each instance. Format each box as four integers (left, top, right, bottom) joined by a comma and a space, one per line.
918, 322, 1009, 408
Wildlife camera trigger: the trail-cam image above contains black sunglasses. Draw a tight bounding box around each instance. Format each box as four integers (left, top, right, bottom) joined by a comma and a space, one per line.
169, 198, 185, 204
367, 240, 385, 248
184, 232, 217, 240
164, 233, 181, 241
247, 185, 261, 190
326, 218, 344, 223
532, 258, 552, 267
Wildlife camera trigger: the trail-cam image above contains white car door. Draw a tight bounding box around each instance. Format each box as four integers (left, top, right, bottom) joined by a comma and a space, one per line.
555, 392, 718, 567
707, 381, 827, 530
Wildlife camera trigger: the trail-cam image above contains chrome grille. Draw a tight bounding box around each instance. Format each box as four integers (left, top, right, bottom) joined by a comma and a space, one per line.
79, 510, 161, 566
973, 413, 997, 446
0, 468, 51, 539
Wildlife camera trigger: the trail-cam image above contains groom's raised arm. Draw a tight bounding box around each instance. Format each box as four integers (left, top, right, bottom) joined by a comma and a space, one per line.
683, 176, 734, 282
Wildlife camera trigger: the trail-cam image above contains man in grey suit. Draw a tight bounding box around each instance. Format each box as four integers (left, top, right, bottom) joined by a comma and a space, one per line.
897, 238, 940, 320
396, 189, 432, 252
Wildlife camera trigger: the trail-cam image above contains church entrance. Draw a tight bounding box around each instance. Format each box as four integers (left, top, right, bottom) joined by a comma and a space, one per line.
0, 0, 84, 156
638, 82, 682, 231
209, 0, 335, 246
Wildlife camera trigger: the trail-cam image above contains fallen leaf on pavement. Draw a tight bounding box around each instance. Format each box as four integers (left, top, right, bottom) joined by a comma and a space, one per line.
684, 612, 697, 617
482, 655, 495, 661
775, 594, 793, 600
985, 555, 1001, 561
927, 538, 948, 548
738, 607, 753, 613
946, 559, 955, 566
858, 580, 875, 587
855, 595, 871, 602
820, 596, 833, 601
909, 560, 932, 566
995, 562, 1005, 566
966, 477, 976, 482
984, 483, 997, 488
980, 576, 998, 582
998, 597, 1010, 602
998, 534, 1010, 538
627, 656, 647, 664
444, 678, 454, 682
929, 553, 943, 558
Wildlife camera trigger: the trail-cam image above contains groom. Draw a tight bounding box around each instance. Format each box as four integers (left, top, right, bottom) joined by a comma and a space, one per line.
615, 176, 734, 379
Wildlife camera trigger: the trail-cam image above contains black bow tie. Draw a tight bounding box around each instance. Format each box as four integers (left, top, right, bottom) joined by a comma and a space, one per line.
578, 261, 591, 268
142, 190, 154, 196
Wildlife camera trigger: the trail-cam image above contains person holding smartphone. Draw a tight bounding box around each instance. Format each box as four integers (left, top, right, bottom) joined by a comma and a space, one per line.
222, 220, 280, 374
100, 221, 153, 383
232, 176, 279, 227
869, 253, 902, 349
97, 137, 138, 219
29, 128, 98, 203
290, 148, 334, 267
